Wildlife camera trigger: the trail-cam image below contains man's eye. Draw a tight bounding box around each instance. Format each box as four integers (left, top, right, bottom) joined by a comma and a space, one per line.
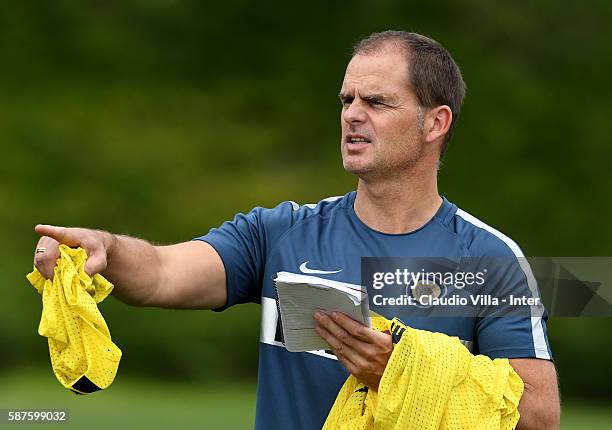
341, 98, 353, 106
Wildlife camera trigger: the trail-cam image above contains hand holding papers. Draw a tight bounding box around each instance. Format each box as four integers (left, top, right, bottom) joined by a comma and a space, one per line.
273, 271, 371, 352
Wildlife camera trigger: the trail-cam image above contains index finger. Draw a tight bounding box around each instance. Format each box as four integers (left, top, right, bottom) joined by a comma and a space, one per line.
34, 224, 78, 246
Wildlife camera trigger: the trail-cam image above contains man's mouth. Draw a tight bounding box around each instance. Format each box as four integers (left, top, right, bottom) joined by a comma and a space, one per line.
346, 134, 372, 144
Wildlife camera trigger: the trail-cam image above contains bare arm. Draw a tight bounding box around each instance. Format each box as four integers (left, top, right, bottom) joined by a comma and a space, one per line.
510, 358, 560, 430
33, 224, 227, 310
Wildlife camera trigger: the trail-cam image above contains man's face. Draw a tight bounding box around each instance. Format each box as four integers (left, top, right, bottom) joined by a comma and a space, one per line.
340, 49, 425, 179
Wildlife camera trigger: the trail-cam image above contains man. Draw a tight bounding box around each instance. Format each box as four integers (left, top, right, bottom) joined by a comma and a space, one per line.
33, 31, 560, 429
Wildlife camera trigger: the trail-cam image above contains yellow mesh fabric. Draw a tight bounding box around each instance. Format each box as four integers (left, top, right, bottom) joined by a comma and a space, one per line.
370, 316, 391, 333
26, 245, 121, 393
324, 317, 524, 430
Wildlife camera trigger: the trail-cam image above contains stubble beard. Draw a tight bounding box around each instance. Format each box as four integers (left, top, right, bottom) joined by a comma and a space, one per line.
343, 136, 425, 182
343, 109, 427, 181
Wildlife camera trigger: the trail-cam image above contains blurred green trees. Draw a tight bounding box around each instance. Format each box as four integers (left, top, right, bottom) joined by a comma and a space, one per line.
2, 0, 611, 401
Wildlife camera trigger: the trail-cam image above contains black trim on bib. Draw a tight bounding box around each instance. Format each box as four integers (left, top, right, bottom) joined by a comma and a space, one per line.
390, 319, 407, 344
71, 376, 102, 394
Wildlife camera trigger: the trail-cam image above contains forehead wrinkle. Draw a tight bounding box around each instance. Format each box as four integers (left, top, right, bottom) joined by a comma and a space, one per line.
341, 76, 390, 97
341, 77, 403, 105
342, 53, 411, 100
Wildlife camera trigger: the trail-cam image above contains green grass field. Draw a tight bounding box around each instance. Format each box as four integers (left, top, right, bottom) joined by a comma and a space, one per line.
1, 368, 609, 429
0, 368, 255, 429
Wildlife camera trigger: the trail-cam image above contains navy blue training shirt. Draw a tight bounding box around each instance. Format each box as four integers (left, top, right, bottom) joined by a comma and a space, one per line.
194, 191, 552, 430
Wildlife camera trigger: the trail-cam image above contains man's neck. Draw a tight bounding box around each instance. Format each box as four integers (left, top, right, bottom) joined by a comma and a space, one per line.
354, 172, 442, 235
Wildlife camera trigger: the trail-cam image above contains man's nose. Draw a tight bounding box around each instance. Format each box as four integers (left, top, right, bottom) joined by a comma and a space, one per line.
342, 100, 367, 124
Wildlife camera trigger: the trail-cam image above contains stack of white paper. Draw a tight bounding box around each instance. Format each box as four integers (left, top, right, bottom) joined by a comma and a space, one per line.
273, 271, 371, 352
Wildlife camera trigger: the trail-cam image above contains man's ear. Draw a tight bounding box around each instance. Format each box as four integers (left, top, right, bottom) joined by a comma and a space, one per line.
423, 105, 453, 144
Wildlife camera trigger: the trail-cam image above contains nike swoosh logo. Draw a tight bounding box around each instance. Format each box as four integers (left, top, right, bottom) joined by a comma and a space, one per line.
299, 261, 342, 275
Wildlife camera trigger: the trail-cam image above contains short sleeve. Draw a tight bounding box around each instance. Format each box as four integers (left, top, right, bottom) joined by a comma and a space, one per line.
192, 202, 297, 311
474, 256, 553, 360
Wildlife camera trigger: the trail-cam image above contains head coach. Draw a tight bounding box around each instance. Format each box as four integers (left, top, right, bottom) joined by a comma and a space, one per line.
33, 31, 560, 429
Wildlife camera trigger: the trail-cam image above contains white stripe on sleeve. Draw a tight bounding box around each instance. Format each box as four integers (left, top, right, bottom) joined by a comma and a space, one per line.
455, 209, 551, 359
